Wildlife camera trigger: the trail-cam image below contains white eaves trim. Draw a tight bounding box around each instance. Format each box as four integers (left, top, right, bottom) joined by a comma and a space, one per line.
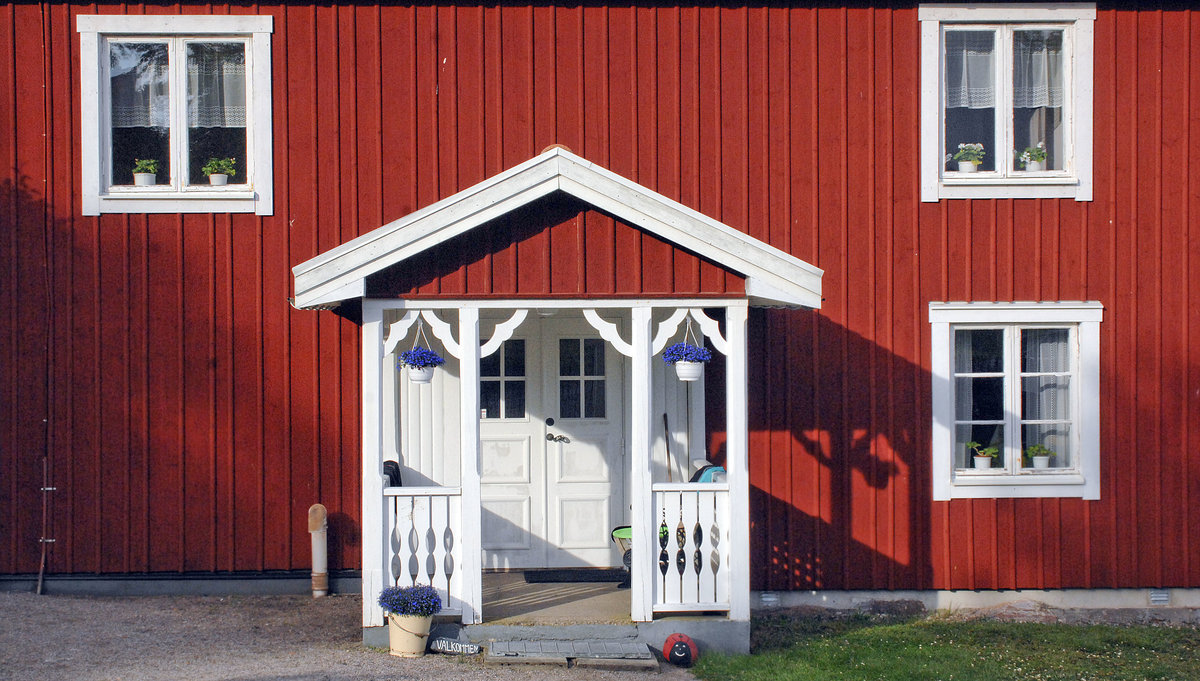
292, 148, 824, 310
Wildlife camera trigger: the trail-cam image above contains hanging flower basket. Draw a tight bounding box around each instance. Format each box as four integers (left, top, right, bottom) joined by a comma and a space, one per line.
398, 347, 445, 384
663, 342, 712, 382
378, 584, 442, 657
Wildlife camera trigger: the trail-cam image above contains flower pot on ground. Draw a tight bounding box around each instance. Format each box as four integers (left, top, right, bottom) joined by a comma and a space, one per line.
663, 342, 712, 382
398, 346, 445, 384
378, 584, 442, 657
131, 158, 159, 186
200, 157, 237, 186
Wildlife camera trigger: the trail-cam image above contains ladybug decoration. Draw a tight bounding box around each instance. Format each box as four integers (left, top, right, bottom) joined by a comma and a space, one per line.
662, 632, 698, 668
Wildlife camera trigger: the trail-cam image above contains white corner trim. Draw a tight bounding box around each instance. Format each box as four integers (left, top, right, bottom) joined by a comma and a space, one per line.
918, 3, 1095, 23
419, 310, 463, 358
582, 309, 635, 358
383, 311, 420, 357
479, 310, 529, 358
651, 309, 691, 355
77, 14, 273, 34
929, 300, 1103, 323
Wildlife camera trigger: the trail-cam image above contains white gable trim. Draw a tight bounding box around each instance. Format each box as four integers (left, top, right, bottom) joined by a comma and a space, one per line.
292, 148, 823, 310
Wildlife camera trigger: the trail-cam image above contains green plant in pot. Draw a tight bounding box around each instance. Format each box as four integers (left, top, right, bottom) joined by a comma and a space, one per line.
378, 583, 442, 657
132, 158, 160, 186
1017, 141, 1048, 171
966, 440, 1000, 469
1024, 443, 1055, 469
952, 143, 986, 172
201, 157, 237, 185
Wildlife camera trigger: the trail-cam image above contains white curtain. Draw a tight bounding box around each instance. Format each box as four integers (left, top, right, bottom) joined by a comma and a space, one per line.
1013, 31, 1064, 109
110, 44, 169, 128
945, 31, 995, 109
187, 44, 246, 128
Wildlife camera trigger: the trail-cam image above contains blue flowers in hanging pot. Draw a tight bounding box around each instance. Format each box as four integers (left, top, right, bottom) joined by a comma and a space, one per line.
398, 346, 445, 384
662, 342, 712, 382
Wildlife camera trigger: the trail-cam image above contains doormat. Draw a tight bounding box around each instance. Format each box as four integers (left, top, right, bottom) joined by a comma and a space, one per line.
524, 569, 627, 584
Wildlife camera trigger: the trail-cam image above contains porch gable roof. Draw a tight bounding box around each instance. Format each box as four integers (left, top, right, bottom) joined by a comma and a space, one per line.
291, 147, 823, 310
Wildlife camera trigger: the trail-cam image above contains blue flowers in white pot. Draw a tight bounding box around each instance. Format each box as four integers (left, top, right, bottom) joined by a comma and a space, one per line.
662, 341, 712, 382
378, 584, 442, 657
398, 346, 445, 384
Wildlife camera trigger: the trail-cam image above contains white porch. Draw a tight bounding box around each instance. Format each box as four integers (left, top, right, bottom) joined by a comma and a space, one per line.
361, 301, 751, 626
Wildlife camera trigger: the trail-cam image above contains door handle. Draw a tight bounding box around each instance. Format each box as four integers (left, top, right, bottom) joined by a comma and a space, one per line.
545, 433, 571, 443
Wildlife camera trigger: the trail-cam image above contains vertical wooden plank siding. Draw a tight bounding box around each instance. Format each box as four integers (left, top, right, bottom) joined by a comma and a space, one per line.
1, 2, 1199, 595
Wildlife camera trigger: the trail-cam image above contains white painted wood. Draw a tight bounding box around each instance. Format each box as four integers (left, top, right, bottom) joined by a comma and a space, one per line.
383, 311, 420, 357
456, 309, 482, 623
652, 487, 731, 612
360, 301, 387, 628
375, 298, 748, 311
918, 4, 1095, 202
292, 147, 823, 311
629, 307, 654, 622
77, 15, 274, 215
724, 304, 750, 621
480, 310, 529, 358
928, 301, 1103, 500
421, 310, 463, 358
582, 309, 634, 357
688, 309, 729, 355
382, 490, 464, 616
651, 309, 690, 355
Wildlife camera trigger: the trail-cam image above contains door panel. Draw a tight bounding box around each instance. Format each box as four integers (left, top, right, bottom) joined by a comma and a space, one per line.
480, 314, 626, 569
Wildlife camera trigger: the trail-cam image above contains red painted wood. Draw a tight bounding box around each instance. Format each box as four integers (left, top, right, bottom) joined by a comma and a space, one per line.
2, 3, 1199, 596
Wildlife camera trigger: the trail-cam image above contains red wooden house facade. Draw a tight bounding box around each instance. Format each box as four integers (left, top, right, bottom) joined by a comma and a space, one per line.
3, 0, 1199, 635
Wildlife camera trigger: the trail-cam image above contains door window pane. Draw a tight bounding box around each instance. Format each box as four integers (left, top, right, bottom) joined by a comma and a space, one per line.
480, 345, 501, 377
481, 381, 501, 419
584, 380, 605, 418
186, 42, 247, 185
559, 380, 581, 419
583, 339, 605, 376
944, 30, 996, 172
110, 42, 170, 186
559, 339, 580, 377
505, 381, 526, 419
505, 339, 526, 377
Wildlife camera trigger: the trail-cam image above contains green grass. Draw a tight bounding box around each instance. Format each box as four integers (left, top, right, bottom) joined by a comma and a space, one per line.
690, 612, 1200, 681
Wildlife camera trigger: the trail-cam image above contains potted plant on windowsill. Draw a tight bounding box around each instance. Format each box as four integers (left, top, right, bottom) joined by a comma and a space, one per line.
132, 158, 159, 186
1017, 142, 1047, 172
1024, 443, 1054, 469
966, 441, 1000, 469
663, 342, 712, 382
378, 584, 442, 657
952, 143, 985, 173
398, 346, 445, 384
201, 157, 237, 185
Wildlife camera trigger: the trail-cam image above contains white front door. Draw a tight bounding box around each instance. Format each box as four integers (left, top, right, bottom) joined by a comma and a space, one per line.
480, 314, 626, 569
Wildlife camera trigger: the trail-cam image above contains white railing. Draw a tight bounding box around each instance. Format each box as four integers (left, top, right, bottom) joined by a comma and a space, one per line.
384, 487, 464, 616
651, 483, 731, 613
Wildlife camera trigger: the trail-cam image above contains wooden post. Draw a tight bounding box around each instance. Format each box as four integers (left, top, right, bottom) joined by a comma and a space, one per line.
725, 303, 750, 620
629, 306, 654, 621
360, 301, 387, 628
457, 308, 482, 623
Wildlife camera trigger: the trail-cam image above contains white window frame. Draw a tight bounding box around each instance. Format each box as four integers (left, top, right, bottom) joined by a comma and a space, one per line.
929, 301, 1102, 500
78, 15, 273, 215
919, 4, 1094, 202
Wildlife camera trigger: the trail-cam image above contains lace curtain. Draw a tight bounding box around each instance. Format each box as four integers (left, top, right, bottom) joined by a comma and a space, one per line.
109, 42, 246, 129
945, 30, 1063, 109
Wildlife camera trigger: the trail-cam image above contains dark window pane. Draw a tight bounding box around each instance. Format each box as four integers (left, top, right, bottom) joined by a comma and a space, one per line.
955, 424, 1005, 468
559, 339, 580, 377
481, 381, 500, 419
584, 380, 605, 418
110, 42, 170, 186
560, 380, 580, 419
186, 42, 247, 185
956, 376, 1003, 421
583, 339, 605, 376
1022, 328, 1070, 372
505, 339, 525, 377
480, 344, 500, 377
505, 380, 526, 419
954, 329, 1003, 373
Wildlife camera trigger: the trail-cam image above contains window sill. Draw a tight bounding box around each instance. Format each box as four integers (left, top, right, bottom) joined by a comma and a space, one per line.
935, 179, 1085, 201
953, 472, 1085, 486
86, 192, 264, 214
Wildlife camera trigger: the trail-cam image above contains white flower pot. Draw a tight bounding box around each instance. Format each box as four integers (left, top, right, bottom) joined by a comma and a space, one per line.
388, 614, 433, 657
133, 173, 156, 186
209, 173, 229, 186
1032, 455, 1051, 469
973, 456, 992, 469
408, 366, 435, 384
957, 161, 978, 173
674, 361, 704, 382
1025, 160, 1043, 172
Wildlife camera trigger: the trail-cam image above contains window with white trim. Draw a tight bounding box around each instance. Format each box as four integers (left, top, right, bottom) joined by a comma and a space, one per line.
78, 15, 273, 215
919, 4, 1094, 201
929, 302, 1102, 500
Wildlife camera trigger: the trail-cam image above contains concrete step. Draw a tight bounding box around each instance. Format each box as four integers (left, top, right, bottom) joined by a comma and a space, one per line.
483, 638, 657, 670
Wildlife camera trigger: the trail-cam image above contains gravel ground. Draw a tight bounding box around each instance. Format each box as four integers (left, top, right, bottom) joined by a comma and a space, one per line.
0, 592, 697, 681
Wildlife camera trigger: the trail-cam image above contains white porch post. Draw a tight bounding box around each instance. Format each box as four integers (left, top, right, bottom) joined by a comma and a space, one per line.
725, 302, 751, 620
360, 301, 387, 628
457, 308, 483, 624
629, 306, 654, 621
